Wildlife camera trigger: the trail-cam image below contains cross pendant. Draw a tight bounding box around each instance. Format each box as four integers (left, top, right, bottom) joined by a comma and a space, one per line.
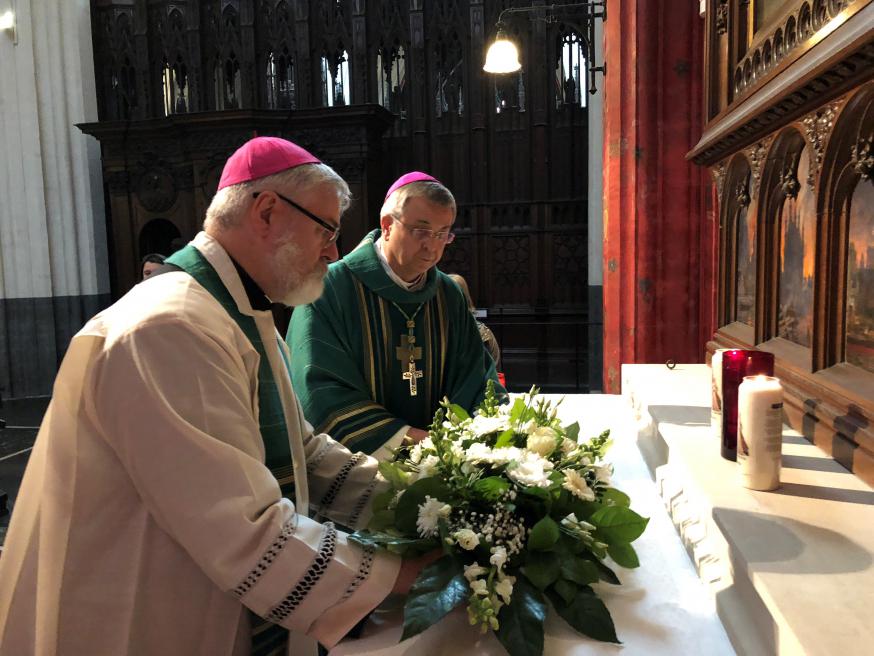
402, 359, 423, 396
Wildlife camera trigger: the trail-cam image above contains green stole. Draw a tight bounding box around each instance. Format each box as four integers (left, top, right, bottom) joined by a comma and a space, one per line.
165, 245, 292, 655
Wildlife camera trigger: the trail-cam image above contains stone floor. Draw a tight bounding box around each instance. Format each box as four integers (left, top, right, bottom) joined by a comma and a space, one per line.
0, 397, 48, 546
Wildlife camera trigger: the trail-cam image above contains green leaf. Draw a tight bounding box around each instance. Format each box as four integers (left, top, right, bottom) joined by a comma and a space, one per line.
552, 579, 578, 605
509, 397, 529, 424
402, 556, 469, 641
378, 461, 410, 490
495, 576, 547, 656
547, 587, 620, 644
564, 421, 580, 443
560, 557, 600, 586
527, 516, 560, 551
394, 477, 452, 536
521, 551, 561, 590
591, 558, 621, 585
371, 489, 396, 513
607, 542, 640, 568
448, 403, 470, 421
600, 488, 631, 507
348, 531, 434, 554
589, 506, 649, 544
367, 509, 396, 532
472, 476, 510, 501
495, 428, 516, 448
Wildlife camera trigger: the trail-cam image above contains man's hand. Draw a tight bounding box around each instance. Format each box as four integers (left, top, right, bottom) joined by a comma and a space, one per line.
391, 549, 442, 596
405, 428, 429, 444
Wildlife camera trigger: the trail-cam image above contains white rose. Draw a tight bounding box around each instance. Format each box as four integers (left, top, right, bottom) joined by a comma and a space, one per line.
595, 464, 613, 485
454, 528, 480, 550
560, 437, 578, 454
526, 427, 558, 457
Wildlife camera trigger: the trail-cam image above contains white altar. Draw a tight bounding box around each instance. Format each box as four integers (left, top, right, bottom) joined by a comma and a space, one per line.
330, 393, 736, 656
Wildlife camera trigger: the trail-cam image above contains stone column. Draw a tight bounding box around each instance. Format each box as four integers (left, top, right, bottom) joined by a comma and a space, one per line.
602, 0, 711, 391
0, 0, 109, 398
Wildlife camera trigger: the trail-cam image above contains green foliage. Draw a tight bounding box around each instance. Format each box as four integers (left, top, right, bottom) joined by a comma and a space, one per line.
547, 587, 620, 644
495, 577, 547, 656
560, 557, 600, 586
521, 551, 561, 590
527, 516, 560, 551
600, 487, 631, 507
402, 556, 469, 641
589, 506, 649, 544
607, 542, 640, 569
378, 461, 410, 490
348, 531, 435, 556
472, 476, 510, 501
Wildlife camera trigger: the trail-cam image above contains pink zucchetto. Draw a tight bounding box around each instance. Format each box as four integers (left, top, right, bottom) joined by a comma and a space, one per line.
217, 136, 322, 190
384, 171, 442, 200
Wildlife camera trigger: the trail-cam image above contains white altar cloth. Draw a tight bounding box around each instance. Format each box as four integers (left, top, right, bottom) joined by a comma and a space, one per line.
330, 394, 735, 656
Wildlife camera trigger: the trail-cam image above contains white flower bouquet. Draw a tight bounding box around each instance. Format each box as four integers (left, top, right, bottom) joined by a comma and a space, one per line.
350, 383, 648, 656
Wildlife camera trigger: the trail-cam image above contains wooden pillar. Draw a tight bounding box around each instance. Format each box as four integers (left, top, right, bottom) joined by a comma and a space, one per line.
602, 0, 712, 392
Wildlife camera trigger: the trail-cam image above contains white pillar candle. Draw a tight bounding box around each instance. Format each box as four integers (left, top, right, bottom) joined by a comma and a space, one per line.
737, 375, 784, 490
710, 349, 728, 441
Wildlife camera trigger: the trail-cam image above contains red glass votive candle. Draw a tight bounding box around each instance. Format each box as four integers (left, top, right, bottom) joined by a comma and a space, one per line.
720, 350, 775, 461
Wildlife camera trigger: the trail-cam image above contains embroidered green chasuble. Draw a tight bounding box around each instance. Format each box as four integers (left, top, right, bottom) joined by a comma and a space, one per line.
287, 229, 502, 454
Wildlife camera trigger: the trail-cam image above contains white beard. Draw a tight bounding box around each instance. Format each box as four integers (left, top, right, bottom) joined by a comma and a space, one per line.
270, 236, 327, 306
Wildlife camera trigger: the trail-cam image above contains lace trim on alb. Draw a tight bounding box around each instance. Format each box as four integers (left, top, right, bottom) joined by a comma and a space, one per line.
233, 516, 298, 599
340, 545, 375, 602
348, 478, 378, 529
265, 522, 338, 623
317, 453, 365, 513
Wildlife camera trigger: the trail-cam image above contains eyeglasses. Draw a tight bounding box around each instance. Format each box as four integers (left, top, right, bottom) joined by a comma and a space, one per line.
253, 191, 340, 244
393, 217, 456, 244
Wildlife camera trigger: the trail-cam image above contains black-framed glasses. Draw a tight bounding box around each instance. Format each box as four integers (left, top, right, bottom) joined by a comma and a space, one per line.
393, 217, 456, 244
253, 191, 340, 244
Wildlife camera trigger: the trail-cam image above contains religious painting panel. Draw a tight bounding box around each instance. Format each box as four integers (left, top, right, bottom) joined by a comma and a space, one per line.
845, 179, 874, 372
777, 146, 816, 346
735, 182, 756, 326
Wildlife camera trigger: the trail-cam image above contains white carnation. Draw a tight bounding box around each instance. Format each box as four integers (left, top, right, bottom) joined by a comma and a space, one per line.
563, 469, 595, 501
454, 528, 480, 550
506, 451, 554, 487
417, 455, 440, 479
466, 442, 494, 463
416, 496, 452, 537
487, 446, 522, 466
469, 414, 510, 437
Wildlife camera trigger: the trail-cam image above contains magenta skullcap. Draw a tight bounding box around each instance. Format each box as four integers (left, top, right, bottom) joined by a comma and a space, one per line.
384, 171, 442, 200
217, 136, 322, 190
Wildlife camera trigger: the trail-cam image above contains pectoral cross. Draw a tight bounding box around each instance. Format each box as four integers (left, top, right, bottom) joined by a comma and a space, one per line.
402, 360, 423, 396
396, 330, 423, 396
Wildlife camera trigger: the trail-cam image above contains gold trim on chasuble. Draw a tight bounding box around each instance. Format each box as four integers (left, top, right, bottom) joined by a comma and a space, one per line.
378, 298, 391, 401
322, 401, 384, 438
353, 279, 377, 400
341, 416, 396, 445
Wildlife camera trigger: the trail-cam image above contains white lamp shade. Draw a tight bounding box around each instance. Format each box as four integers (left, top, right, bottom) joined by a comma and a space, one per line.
483, 37, 521, 74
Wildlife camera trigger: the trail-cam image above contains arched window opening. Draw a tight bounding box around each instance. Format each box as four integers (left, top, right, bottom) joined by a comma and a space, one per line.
556, 31, 586, 108
267, 49, 296, 109
377, 44, 406, 118
321, 50, 350, 107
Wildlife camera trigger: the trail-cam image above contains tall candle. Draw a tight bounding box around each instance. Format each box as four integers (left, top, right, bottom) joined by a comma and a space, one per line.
737, 375, 783, 491
711, 349, 728, 441
721, 350, 774, 460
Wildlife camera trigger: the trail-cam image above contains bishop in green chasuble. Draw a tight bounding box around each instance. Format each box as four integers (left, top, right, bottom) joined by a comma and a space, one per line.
288, 226, 502, 455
